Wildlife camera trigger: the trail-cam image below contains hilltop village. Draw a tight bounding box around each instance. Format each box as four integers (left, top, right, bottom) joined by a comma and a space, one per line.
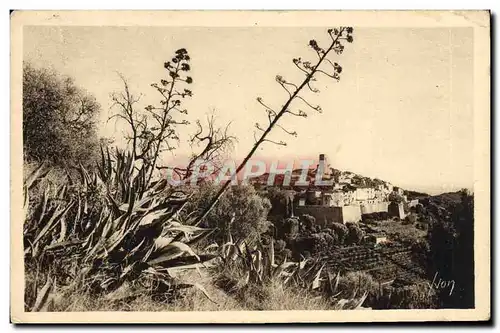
250, 154, 434, 287
252, 154, 419, 225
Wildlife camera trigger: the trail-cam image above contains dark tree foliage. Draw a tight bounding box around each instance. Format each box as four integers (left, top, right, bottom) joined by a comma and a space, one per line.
263, 187, 290, 218
403, 213, 418, 225
283, 216, 300, 238
427, 189, 474, 308
300, 214, 316, 232
346, 222, 364, 245
331, 222, 349, 245
388, 191, 405, 203
362, 211, 389, 221
23, 63, 101, 166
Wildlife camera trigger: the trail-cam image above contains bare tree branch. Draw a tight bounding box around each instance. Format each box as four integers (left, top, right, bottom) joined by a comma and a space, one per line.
277, 124, 298, 137
263, 139, 287, 146
296, 95, 322, 113
163, 113, 236, 182
285, 109, 308, 117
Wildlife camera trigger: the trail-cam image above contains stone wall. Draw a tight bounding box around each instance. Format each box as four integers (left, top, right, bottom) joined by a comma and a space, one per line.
360, 202, 389, 214
295, 205, 362, 225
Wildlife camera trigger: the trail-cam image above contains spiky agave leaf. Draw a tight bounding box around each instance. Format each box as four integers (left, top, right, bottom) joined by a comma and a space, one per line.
147, 241, 200, 266
327, 271, 341, 296
31, 200, 74, 255
153, 254, 217, 269
311, 263, 325, 290
154, 236, 174, 249
251, 250, 263, 281
269, 237, 275, 268
272, 261, 298, 279
353, 291, 369, 309
31, 275, 55, 312
24, 184, 50, 235
333, 291, 368, 310
168, 223, 212, 242
164, 259, 218, 277
185, 227, 215, 247
203, 243, 219, 252
57, 209, 68, 243
24, 147, 224, 305
24, 162, 50, 190
138, 207, 169, 226
220, 242, 238, 261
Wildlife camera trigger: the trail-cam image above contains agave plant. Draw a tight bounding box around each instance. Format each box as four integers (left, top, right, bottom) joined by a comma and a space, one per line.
216, 234, 369, 310
23, 149, 217, 311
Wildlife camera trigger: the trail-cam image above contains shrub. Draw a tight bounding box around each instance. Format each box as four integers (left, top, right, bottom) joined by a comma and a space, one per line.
311, 232, 335, 253
427, 189, 474, 308
274, 239, 286, 252
346, 223, 364, 245
283, 217, 300, 238
330, 223, 349, 245
363, 218, 375, 225
403, 213, 417, 225
322, 227, 336, 238
415, 203, 426, 214
337, 271, 379, 300
388, 191, 405, 203
186, 183, 272, 244
362, 212, 389, 221
300, 214, 316, 232
291, 235, 315, 256
263, 187, 290, 217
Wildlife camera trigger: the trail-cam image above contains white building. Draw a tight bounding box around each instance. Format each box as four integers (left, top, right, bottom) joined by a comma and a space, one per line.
355, 187, 376, 202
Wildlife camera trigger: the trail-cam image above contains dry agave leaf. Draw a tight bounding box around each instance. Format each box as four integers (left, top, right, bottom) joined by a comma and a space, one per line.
165, 261, 216, 277
220, 243, 237, 260
32, 201, 74, 248
203, 243, 219, 252
25, 162, 49, 190
311, 264, 325, 290
147, 241, 199, 266
138, 208, 168, 226
327, 271, 341, 295
353, 291, 368, 309
154, 236, 174, 249
32, 275, 54, 312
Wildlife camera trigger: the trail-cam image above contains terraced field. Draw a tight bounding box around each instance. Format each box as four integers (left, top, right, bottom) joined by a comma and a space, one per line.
324, 244, 427, 285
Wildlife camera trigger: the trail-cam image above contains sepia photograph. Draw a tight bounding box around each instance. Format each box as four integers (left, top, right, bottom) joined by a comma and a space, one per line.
10, 10, 490, 323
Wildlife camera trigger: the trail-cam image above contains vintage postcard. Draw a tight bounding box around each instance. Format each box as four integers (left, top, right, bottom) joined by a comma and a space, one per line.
10, 10, 490, 323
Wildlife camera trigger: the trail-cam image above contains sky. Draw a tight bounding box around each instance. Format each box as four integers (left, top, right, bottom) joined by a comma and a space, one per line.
23, 26, 474, 194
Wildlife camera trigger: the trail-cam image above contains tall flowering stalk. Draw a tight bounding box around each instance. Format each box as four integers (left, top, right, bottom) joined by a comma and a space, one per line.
193, 27, 354, 226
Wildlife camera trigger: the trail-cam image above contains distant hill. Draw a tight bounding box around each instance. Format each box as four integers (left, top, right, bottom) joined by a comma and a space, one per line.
405, 190, 430, 200
429, 191, 464, 207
